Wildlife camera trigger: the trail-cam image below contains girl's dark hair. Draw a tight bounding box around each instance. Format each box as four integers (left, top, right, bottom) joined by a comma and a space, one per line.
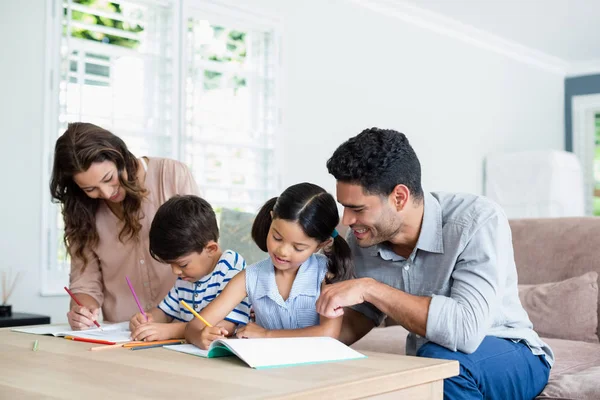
49, 122, 146, 269
251, 182, 354, 283
149, 195, 219, 263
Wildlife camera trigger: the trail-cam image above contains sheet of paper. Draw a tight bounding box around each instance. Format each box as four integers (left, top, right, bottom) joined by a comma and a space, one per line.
165, 337, 366, 369
12, 321, 132, 343
220, 337, 366, 368
164, 343, 210, 357
12, 324, 72, 335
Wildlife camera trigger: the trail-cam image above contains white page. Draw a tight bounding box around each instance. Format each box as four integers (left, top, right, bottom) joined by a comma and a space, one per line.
12, 321, 132, 343
12, 324, 72, 335
165, 337, 366, 369
164, 343, 210, 357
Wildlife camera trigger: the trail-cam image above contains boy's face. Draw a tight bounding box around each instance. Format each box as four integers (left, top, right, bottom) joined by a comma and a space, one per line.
169, 241, 219, 281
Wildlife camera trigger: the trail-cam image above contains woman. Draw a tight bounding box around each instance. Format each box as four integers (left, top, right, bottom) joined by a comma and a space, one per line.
50, 122, 200, 329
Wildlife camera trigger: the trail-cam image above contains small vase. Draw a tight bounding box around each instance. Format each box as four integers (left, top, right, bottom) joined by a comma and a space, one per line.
0, 304, 12, 317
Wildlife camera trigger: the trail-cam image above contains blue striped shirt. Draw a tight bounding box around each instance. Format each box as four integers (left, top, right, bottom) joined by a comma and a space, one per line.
245, 253, 328, 330
158, 249, 250, 324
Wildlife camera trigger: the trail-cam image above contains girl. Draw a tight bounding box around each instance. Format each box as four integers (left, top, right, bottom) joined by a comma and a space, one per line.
50, 122, 200, 329
185, 182, 354, 349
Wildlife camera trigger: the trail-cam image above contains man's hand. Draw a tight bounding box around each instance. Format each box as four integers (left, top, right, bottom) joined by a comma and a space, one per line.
235, 322, 268, 339
316, 278, 373, 318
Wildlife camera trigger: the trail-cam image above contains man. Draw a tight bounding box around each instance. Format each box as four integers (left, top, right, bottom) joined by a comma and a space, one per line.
317, 128, 553, 399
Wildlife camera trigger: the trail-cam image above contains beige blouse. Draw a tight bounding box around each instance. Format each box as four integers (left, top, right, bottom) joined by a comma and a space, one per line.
69, 158, 200, 322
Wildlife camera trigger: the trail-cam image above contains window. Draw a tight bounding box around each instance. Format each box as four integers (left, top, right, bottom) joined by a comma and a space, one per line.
41, 0, 281, 294
183, 7, 279, 211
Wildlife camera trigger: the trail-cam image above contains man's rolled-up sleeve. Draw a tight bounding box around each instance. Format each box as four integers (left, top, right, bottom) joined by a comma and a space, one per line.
426, 213, 508, 354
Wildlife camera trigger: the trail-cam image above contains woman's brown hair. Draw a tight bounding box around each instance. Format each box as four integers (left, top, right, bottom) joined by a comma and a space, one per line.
50, 122, 147, 268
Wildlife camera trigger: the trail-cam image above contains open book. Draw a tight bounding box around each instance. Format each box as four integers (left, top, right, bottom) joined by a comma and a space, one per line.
11, 321, 132, 343
164, 336, 366, 369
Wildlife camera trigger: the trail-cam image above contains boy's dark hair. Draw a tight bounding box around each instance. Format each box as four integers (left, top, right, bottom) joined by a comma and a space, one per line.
251, 182, 354, 283
149, 195, 219, 263
326, 127, 424, 200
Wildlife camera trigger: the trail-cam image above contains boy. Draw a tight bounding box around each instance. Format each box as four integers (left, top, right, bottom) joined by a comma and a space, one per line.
129, 195, 250, 341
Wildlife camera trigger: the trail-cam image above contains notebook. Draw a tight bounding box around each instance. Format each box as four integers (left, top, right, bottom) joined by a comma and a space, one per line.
11, 321, 132, 343
164, 336, 366, 369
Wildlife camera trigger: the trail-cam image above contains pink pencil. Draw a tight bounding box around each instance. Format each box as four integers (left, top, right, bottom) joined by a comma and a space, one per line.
125, 276, 147, 321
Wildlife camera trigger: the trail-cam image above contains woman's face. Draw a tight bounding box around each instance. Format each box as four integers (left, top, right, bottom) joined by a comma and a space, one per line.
73, 161, 126, 203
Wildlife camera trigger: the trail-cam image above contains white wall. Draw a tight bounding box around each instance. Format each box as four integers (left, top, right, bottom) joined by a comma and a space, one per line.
0, 0, 70, 323
263, 0, 565, 195
0, 0, 564, 323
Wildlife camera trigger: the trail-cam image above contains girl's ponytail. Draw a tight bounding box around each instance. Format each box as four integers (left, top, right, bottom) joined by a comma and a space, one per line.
251, 196, 278, 252
324, 233, 354, 283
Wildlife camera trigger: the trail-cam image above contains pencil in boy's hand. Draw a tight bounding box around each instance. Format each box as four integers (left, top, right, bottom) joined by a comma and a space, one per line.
63, 286, 103, 330
32, 340, 39, 351
180, 300, 212, 327
125, 276, 148, 321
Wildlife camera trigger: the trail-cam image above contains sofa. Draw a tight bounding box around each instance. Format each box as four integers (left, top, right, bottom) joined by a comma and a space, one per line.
351, 217, 600, 400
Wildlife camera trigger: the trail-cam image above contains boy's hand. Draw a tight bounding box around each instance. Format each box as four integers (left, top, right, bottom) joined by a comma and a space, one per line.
235, 322, 268, 339
129, 312, 154, 331
131, 322, 170, 342
198, 326, 229, 350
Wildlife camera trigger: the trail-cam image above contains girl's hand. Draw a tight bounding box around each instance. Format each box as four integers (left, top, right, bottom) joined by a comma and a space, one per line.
67, 305, 100, 330
129, 312, 154, 331
131, 322, 171, 342
235, 322, 268, 339
199, 326, 229, 350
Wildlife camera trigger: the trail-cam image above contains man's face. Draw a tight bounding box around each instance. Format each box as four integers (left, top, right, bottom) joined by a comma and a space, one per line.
336, 182, 402, 247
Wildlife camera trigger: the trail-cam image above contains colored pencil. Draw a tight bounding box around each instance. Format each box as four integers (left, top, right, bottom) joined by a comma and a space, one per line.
64, 336, 116, 345
32, 340, 39, 351
129, 340, 185, 351
125, 276, 147, 321
123, 339, 185, 348
89, 343, 126, 351
63, 286, 103, 330
180, 300, 213, 327
89, 341, 145, 351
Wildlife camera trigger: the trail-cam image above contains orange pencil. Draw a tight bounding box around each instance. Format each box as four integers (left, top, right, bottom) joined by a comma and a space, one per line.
180, 300, 212, 327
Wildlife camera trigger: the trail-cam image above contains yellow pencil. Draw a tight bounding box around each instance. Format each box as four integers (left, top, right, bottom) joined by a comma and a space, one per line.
180, 300, 212, 327
32, 340, 39, 351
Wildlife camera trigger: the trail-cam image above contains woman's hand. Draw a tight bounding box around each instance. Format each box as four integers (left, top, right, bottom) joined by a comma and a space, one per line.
235, 322, 268, 339
67, 305, 100, 330
198, 326, 229, 349
131, 322, 173, 342
129, 312, 154, 332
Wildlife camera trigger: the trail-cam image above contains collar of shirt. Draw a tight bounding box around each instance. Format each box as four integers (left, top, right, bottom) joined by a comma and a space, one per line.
254, 254, 319, 304
370, 192, 445, 261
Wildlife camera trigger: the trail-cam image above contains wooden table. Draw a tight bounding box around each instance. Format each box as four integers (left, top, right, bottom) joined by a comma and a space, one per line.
1, 328, 458, 399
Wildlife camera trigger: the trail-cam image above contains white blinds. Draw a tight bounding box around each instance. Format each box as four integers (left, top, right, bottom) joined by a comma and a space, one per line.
182, 10, 279, 212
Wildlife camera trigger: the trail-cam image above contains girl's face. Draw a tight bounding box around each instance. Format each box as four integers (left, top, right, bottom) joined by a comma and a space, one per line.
73, 160, 126, 203
266, 218, 322, 272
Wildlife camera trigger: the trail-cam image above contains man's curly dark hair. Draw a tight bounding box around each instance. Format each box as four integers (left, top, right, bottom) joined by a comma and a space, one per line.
326, 127, 424, 200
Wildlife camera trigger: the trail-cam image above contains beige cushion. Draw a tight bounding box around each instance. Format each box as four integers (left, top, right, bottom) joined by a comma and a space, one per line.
538, 366, 600, 400
519, 272, 599, 343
